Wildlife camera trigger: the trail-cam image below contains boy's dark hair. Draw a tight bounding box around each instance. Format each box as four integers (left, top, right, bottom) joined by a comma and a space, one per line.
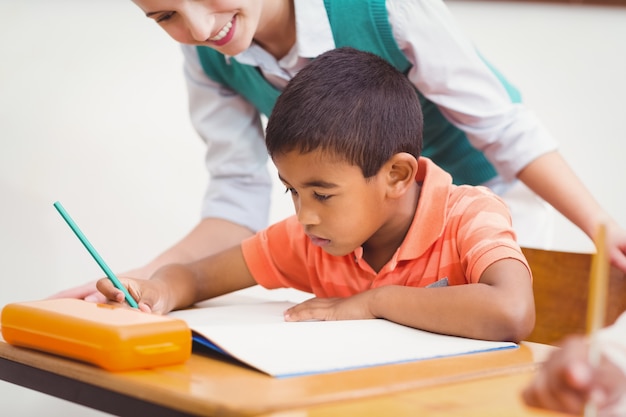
265, 47, 423, 178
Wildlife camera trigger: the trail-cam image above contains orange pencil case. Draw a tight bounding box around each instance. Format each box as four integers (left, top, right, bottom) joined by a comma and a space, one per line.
1, 298, 191, 371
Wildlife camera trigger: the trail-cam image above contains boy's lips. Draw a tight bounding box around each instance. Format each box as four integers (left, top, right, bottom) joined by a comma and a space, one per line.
307, 234, 331, 247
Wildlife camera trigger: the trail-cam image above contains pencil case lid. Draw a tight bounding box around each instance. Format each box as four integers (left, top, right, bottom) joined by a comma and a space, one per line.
1, 298, 191, 371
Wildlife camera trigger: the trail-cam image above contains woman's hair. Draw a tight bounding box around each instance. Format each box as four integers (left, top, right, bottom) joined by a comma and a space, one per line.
266, 47, 423, 178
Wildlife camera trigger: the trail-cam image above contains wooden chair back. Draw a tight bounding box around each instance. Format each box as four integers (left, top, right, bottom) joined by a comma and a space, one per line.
522, 247, 626, 345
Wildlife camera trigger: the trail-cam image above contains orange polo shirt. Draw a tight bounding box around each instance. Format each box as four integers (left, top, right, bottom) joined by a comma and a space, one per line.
241, 157, 530, 297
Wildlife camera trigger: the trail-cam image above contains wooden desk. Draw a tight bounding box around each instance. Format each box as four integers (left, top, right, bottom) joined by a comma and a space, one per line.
1, 337, 557, 417
262, 366, 570, 417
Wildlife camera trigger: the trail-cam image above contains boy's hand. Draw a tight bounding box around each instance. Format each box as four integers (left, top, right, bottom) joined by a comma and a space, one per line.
95, 276, 172, 315
283, 292, 376, 322
522, 335, 626, 415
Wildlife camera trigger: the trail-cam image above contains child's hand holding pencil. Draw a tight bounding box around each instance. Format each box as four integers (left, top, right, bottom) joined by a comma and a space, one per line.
523, 222, 626, 415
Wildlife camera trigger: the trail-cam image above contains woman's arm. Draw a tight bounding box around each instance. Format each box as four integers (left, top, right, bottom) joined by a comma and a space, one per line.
517, 151, 626, 271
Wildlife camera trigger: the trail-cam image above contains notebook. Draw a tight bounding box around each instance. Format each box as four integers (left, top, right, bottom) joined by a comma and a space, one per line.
169, 287, 517, 378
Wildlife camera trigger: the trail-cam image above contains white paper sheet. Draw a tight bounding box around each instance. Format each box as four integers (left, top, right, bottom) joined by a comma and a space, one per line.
169, 288, 517, 378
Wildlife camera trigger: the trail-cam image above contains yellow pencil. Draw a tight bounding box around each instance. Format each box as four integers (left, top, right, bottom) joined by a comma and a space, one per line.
586, 222, 610, 335
584, 222, 610, 417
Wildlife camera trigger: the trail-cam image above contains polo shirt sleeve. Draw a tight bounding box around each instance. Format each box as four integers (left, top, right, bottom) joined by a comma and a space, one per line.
240, 216, 315, 293
454, 186, 531, 283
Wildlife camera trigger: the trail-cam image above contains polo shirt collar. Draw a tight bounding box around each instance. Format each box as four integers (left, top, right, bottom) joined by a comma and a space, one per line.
351, 157, 452, 268
397, 157, 451, 260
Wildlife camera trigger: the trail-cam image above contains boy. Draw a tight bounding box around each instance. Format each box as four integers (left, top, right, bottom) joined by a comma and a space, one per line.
97, 47, 535, 342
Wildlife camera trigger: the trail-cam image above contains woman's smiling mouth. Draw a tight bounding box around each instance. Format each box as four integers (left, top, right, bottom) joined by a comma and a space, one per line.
209, 18, 234, 44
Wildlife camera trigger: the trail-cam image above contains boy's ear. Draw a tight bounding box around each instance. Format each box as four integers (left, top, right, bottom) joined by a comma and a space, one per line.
385, 153, 418, 198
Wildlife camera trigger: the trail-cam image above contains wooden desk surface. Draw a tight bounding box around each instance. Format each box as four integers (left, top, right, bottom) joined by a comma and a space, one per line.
263, 369, 571, 417
1, 337, 555, 417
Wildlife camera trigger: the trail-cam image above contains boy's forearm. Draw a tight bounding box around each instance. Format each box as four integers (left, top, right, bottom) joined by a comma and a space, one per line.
138, 218, 254, 279
191, 245, 258, 297
151, 245, 258, 313
370, 283, 534, 342
150, 263, 204, 312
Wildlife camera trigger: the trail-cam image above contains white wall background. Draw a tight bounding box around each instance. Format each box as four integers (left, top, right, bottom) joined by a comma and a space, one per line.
0, 1, 624, 415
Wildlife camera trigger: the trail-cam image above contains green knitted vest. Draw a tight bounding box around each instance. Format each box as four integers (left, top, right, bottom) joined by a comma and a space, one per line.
196, 0, 521, 185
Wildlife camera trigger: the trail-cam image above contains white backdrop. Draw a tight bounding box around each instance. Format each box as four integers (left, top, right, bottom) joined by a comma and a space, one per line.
1, 1, 625, 415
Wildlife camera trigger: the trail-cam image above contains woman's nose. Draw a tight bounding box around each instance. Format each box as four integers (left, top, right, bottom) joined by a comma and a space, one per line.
185, 10, 214, 42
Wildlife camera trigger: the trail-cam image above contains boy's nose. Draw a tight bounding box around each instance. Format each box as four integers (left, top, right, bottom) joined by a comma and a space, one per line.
296, 203, 320, 227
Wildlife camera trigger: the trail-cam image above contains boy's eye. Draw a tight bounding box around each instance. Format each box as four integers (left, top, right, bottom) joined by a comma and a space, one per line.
284, 187, 330, 201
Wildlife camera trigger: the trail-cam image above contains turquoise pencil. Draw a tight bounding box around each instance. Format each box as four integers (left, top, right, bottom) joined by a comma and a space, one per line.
53, 201, 139, 309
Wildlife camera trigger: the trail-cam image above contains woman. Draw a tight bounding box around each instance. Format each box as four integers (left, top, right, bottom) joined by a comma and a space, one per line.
53, 0, 626, 302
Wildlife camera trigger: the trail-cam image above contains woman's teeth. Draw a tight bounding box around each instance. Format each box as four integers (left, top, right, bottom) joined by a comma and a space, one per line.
209, 20, 233, 41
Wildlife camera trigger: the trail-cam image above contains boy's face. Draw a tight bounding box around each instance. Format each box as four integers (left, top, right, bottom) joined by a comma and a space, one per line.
132, 0, 262, 56
274, 149, 391, 257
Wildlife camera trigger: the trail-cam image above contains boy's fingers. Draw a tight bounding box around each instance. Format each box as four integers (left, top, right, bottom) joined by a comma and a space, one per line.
137, 302, 153, 314
126, 281, 143, 304
284, 303, 321, 321
95, 278, 126, 302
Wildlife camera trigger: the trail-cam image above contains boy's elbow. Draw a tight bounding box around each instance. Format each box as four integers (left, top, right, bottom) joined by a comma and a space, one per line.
496, 300, 536, 343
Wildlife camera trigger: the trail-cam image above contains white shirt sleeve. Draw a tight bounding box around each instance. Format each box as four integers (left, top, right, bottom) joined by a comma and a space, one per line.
181, 44, 272, 232
387, 0, 558, 180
